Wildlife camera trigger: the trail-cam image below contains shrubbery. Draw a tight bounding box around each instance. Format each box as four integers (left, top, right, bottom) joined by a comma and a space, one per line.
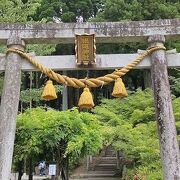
93, 89, 180, 179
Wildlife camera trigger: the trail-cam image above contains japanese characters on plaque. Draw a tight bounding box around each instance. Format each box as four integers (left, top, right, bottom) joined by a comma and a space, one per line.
75, 34, 96, 66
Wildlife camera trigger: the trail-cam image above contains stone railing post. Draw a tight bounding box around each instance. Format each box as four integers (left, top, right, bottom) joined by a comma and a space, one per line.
0, 37, 25, 180
148, 35, 180, 180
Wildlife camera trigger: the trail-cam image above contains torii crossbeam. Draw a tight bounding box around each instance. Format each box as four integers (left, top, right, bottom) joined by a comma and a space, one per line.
0, 52, 180, 71
0, 19, 180, 180
0, 19, 179, 44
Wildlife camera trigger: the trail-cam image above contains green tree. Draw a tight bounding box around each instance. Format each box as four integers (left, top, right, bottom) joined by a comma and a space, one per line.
92, 0, 180, 22
0, 0, 41, 23
93, 89, 180, 179
33, 0, 104, 22
14, 107, 103, 179
0, 0, 56, 108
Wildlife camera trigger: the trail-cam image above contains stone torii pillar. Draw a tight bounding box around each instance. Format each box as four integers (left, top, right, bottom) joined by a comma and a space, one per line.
148, 35, 180, 180
0, 37, 25, 180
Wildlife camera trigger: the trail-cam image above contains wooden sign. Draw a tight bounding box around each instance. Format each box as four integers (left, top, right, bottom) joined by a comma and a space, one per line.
75, 34, 96, 65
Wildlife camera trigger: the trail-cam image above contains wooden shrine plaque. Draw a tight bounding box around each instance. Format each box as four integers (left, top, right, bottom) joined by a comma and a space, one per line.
75, 34, 96, 65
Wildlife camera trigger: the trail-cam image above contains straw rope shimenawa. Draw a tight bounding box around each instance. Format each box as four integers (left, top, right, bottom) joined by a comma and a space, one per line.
6, 46, 166, 88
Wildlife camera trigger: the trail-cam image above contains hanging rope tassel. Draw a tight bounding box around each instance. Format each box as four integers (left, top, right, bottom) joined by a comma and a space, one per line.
41, 80, 57, 100
78, 87, 95, 109
112, 78, 128, 98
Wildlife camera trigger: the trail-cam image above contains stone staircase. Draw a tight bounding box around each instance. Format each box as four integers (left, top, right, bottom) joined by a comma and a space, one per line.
71, 146, 121, 180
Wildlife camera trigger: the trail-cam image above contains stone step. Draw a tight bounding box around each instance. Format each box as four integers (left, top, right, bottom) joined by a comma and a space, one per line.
94, 167, 117, 171
100, 157, 117, 159
99, 159, 117, 164
71, 173, 116, 179
96, 162, 116, 167
94, 166, 117, 171
99, 162, 116, 165
70, 146, 119, 179
70, 178, 120, 180
89, 170, 116, 174
96, 163, 117, 167
104, 154, 116, 157
98, 157, 117, 162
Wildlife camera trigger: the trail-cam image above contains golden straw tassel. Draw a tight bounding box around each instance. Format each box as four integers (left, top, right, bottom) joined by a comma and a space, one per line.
112, 78, 128, 98
41, 80, 57, 100
78, 87, 95, 109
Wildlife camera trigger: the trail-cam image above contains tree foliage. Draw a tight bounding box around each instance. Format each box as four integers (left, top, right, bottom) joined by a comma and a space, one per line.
93, 89, 180, 179
14, 108, 103, 173
0, 0, 41, 23
33, 0, 104, 22
91, 0, 180, 22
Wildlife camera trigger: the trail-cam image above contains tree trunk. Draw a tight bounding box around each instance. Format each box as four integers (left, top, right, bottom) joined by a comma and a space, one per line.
65, 156, 69, 180
55, 153, 61, 180
143, 70, 151, 89
62, 71, 68, 110
68, 87, 73, 109
17, 161, 24, 180
55, 140, 69, 180
28, 157, 33, 180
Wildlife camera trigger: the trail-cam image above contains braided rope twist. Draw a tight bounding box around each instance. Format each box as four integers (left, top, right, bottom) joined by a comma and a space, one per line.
6, 46, 166, 88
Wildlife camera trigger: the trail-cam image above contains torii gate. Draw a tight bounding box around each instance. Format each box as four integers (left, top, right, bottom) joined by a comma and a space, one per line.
0, 19, 180, 180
